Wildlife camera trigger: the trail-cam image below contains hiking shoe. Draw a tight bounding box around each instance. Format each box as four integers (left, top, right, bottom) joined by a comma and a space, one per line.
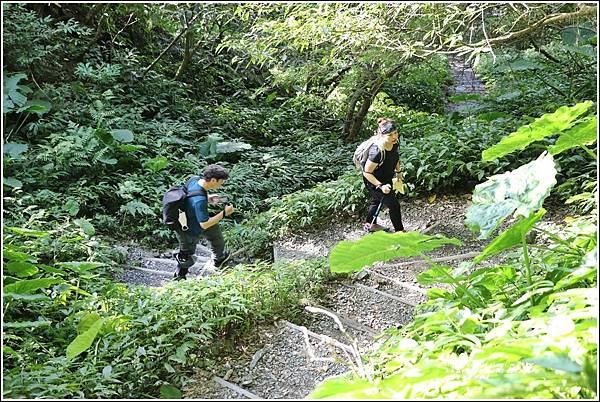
214, 251, 231, 268
172, 271, 187, 281
364, 223, 391, 233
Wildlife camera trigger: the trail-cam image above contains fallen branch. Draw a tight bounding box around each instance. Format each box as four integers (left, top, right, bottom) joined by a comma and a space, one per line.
310, 304, 377, 337
363, 269, 428, 296
213, 375, 260, 399
281, 320, 354, 354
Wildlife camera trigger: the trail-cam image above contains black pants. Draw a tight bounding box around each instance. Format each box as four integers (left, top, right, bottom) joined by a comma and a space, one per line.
364, 180, 404, 232
173, 224, 225, 278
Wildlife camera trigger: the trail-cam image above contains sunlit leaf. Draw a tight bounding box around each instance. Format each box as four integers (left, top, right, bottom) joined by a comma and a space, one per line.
144, 156, 169, 172
66, 318, 104, 359
548, 116, 597, 156
3, 248, 37, 262
5, 226, 49, 237
57, 261, 105, 273
78, 312, 101, 334
307, 374, 386, 399
465, 152, 556, 239
3, 278, 60, 294
329, 231, 461, 273
216, 141, 252, 154
482, 101, 593, 161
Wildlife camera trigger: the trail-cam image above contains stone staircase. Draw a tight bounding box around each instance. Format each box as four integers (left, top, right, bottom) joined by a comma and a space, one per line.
115, 242, 216, 287
447, 56, 487, 113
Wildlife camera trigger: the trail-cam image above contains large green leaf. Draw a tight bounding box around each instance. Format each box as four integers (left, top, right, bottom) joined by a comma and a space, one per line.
329, 231, 461, 273
474, 209, 546, 263
5, 226, 50, 237
3, 293, 50, 302
3, 73, 28, 113
307, 374, 386, 399
3, 142, 28, 158
482, 101, 593, 161
16, 99, 52, 116
66, 318, 104, 359
144, 156, 169, 172
111, 129, 134, 143
159, 384, 183, 399
524, 353, 583, 373
57, 261, 105, 273
3, 177, 23, 189
4, 319, 52, 329
74, 218, 96, 235
3, 248, 37, 262
216, 141, 252, 154
3, 278, 60, 294
78, 312, 102, 334
548, 116, 597, 156
465, 152, 556, 239
5, 261, 39, 277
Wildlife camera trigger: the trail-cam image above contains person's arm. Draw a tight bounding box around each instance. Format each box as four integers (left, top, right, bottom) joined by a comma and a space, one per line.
363, 153, 391, 194
394, 161, 402, 176
363, 160, 383, 187
199, 209, 226, 230
199, 204, 234, 230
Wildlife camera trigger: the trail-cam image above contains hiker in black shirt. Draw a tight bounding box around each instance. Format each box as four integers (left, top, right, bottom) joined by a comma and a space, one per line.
361, 117, 405, 233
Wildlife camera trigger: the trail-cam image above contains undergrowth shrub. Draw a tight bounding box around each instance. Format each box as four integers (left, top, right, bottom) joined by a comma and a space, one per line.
3, 222, 329, 398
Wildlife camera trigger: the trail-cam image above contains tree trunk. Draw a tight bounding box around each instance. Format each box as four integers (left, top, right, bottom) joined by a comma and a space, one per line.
141, 12, 200, 80
174, 31, 193, 81
342, 86, 364, 138
345, 63, 404, 141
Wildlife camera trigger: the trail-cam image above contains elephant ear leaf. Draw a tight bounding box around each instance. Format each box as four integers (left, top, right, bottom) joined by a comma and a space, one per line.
465, 152, 556, 239
66, 318, 104, 359
329, 231, 461, 273
482, 101, 593, 161
548, 116, 597, 156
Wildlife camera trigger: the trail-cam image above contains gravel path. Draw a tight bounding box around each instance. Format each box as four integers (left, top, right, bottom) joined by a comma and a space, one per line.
176, 194, 571, 399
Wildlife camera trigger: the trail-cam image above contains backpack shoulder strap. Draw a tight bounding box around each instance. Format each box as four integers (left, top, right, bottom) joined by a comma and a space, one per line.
184, 176, 207, 199
185, 190, 206, 199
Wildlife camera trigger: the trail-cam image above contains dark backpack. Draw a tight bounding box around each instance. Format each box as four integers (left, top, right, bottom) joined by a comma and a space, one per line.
162, 176, 206, 231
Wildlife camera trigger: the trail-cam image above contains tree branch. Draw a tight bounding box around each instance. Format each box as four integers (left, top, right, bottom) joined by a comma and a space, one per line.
467, 5, 596, 49
141, 12, 201, 79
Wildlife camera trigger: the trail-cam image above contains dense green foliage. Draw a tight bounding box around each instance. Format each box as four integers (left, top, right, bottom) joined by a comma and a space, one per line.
2, 3, 597, 399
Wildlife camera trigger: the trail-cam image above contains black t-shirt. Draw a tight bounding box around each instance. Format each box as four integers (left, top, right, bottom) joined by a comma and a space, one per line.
364, 143, 399, 185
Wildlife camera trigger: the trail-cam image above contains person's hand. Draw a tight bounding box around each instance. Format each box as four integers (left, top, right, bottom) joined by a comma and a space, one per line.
224, 204, 234, 216
381, 184, 391, 194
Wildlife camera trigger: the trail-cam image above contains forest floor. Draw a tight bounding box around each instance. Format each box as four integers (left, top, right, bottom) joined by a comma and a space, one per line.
115, 193, 573, 399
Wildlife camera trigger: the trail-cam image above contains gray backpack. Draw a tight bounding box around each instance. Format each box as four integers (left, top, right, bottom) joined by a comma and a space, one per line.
353, 136, 385, 170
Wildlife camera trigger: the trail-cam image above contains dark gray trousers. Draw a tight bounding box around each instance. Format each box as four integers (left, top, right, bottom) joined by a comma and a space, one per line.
174, 224, 225, 277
